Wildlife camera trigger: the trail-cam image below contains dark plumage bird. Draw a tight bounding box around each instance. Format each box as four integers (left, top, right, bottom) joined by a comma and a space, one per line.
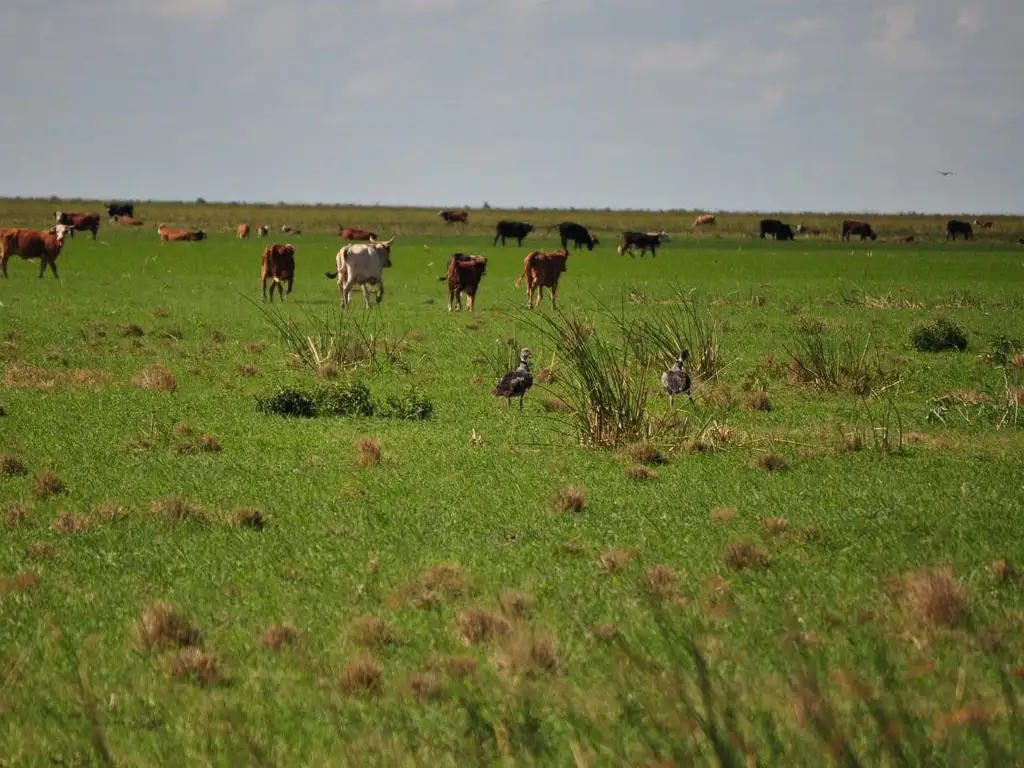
493, 348, 533, 409
661, 349, 692, 405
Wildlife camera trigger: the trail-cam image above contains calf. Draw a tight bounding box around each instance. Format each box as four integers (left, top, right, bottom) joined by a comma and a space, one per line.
493, 220, 534, 246
555, 221, 599, 251
339, 227, 377, 242
618, 230, 666, 258
515, 249, 569, 309
438, 209, 469, 224
54, 211, 100, 239
759, 219, 795, 241
946, 219, 973, 241
237, 223, 251, 239
693, 214, 716, 227
157, 224, 207, 242
113, 215, 144, 226
440, 253, 487, 311
0, 225, 72, 278
974, 220, 994, 229
261, 243, 296, 302
841, 220, 878, 241
325, 237, 396, 309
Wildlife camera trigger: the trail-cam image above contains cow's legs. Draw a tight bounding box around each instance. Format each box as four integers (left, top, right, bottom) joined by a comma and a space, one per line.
262, 276, 268, 301
284, 277, 293, 300
467, 291, 475, 312
341, 278, 352, 309
375, 282, 384, 306
550, 286, 558, 309
0, 254, 7, 278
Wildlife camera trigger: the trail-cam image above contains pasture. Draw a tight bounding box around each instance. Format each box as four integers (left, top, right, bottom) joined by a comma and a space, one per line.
2, 199, 1024, 766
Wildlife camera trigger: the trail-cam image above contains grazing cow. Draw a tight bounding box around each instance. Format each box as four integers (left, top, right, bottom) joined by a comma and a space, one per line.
894, 235, 916, 244
113, 215, 144, 226
53, 211, 100, 239
257, 224, 269, 238
339, 227, 377, 242
974, 220, 994, 229
237, 223, 251, 239
693, 214, 716, 228
515, 249, 569, 309
618, 230, 667, 258
0, 225, 72, 279
260, 243, 296, 302
281, 224, 302, 235
841, 220, 878, 241
107, 201, 134, 220
759, 219, 795, 241
157, 224, 207, 242
493, 220, 534, 246
439, 253, 487, 312
795, 224, 823, 235
946, 220, 973, 241
555, 221, 599, 251
1017, 238, 1024, 246
325, 237, 396, 309
438, 209, 469, 224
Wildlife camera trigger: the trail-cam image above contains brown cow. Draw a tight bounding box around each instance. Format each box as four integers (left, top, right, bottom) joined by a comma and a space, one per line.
974, 220, 994, 229
440, 253, 486, 312
237, 223, 251, 239
894, 235, 916, 243
261, 243, 296, 302
157, 224, 207, 242
339, 227, 377, 241
693, 214, 716, 227
113, 215, 144, 226
0, 225, 71, 278
515, 249, 569, 309
53, 211, 100, 239
438, 209, 469, 224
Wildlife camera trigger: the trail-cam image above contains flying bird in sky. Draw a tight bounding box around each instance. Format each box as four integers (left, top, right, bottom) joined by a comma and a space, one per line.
937, 171, 955, 176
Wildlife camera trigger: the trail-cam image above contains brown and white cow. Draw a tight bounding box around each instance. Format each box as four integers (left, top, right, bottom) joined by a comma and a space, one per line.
257, 224, 269, 238
515, 249, 569, 309
795, 224, 823, 235
974, 220, 994, 229
237, 223, 251, 239
113, 215, 144, 226
157, 224, 207, 242
53, 211, 100, 239
0, 225, 72, 279
438, 209, 469, 224
281, 224, 302, 235
440, 253, 487, 312
339, 227, 377, 241
693, 214, 716, 227
261, 243, 296, 302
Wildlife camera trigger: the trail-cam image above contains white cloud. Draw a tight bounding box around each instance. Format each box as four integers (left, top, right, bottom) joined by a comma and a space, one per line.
956, 7, 982, 32
876, 5, 916, 43
867, 6, 936, 70
627, 39, 724, 75
784, 16, 833, 40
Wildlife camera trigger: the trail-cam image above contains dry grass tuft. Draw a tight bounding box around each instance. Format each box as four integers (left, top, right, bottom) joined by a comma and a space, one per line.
133, 364, 177, 392
392, 563, 468, 608
244, 341, 266, 354
349, 616, 397, 648
173, 423, 192, 436
644, 565, 678, 596
408, 671, 443, 701
315, 361, 338, 379
5, 503, 29, 525
989, 559, 1018, 585
619, 442, 666, 466
262, 624, 300, 650
551, 486, 586, 513
197, 434, 222, 453
896, 568, 969, 628
446, 656, 479, 678
536, 368, 557, 384
25, 541, 50, 560
762, 517, 789, 537
238, 363, 259, 377
94, 502, 129, 521
52, 513, 90, 533
557, 539, 586, 556
723, 541, 771, 570
710, 506, 738, 522
543, 397, 570, 412
755, 453, 788, 472
355, 437, 382, 467
208, 329, 227, 343
1, 571, 38, 593
151, 497, 206, 522
599, 547, 638, 573
705, 384, 738, 410
592, 623, 618, 641
119, 323, 144, 337
456, 607, 511, 645
624, 465, 658, 482
32, 471, 65, 499
135, 602, 202, 650
0, 454, 28, 477
230, 507, 265, 530
496, 628, 561, 676
704, 576, 733, 619
499, 589, 534, 620
165, 647, 224, 686
745, 388, 773, 412
153, 307, 170, 318
340, 654, 383, 695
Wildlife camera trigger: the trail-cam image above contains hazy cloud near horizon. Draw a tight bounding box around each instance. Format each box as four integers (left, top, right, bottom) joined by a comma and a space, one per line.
1, 0, 1021, 213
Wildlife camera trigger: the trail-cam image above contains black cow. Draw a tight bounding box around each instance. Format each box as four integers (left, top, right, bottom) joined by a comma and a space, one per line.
841, 220, 878, 241
760, 219, 795, 241
556, 221, 599, 251
107, 201, 134, 220
618, 231, 666, 258
493, 220, 534, 246
946, 220, 973, 241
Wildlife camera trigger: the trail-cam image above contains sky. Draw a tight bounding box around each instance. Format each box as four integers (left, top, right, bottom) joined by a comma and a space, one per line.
1, 0, 1022, 213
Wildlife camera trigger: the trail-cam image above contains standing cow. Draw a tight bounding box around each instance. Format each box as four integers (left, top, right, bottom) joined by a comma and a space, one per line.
759, 219, 795, 241
555, 221, 599, 251
0, 225, 72, 279
261, 243, 296, 302
841, 220, 878, 241
618, 231, 668, 258
438, 209, 469, 225
325, 237, 396, 309
493, 220, 534, 246
515, 249, 569, 309
237, 223, 251, 239
947, 220, 973, 241
54, 211, 100, 239
339, 227, 377, 241
693, 214, 716, 228
440, 253, 487, 312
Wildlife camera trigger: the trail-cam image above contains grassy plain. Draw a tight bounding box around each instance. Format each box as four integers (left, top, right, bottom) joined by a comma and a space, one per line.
2, 199, 1024, 765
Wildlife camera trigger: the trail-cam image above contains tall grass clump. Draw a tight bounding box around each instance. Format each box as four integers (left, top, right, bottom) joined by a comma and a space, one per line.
628, 286, 722, 381
785, 321, 888, 394
911, 318, 968, 352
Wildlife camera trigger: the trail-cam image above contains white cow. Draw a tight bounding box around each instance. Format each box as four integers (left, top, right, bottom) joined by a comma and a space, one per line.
326, 237, 395, 309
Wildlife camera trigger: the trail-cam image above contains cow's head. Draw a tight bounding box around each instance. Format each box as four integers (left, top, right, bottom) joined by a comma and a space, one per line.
54, 223, 73, 243
526, 223, 535, 233
194, 230, 207, 241
375, 236, 395, 267
586, 233, 599, 250
283, 244, 295, 256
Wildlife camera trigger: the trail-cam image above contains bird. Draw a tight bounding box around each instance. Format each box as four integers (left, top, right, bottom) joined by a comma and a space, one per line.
493, 348, 533, 409
661, 349, 693, 406
937, 171, 955, 176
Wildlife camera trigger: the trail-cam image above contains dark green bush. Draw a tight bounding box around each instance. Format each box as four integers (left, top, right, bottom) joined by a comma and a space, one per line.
378, 386, 434, 420
311, 382, 374, 417
255, 387, 316, 418
911, 319, 967, 352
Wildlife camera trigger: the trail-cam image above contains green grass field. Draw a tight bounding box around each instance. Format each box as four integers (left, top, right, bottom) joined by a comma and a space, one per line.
2, 199, 1024, 766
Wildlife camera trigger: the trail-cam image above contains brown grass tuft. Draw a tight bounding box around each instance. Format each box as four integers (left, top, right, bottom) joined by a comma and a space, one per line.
536, 368, 556, 384
133, 364, 177, 392
350, 616, 397, 648
244, 341, 266, 354
989, 559, 1018, 585
6, 503, 29, 525
543, 397, 570, 412
624, 465, 658, 481
208, 329, 227, 343
94, 502, 129, 521
745, 388, 773, 412
446, 656, 479, 678
197, 434, 222, 453
0, 454, 28, 477
173, 423, 192, 436
32, 471, 65, 499
340, 654, 383, 695
316, 361, 338, 379
135, 602, 202, 650
705, 384, 738, 410
499, 589, 534, 620
897, 568, 969, 628
262, 624, 300, 650
151, 497, 206, 522
153, 307, 170, 318
165, 647, 224, 686
52, 512, 89, 533
1, 571, 38, 593
755, 453, 787, 472
762, 517, 789, 537
356, 437, 381, 467
25, 541, 50, 560
238, 363, 259, 377
409, 671, 443, 701
557, 539, 586, 556
551, 486, 586, 513
230, 507, 265, 530
392, 563, 468, 608
599, 547, 638, 573
710, 506, 738, 522
457, 607, 511, 645
119, 323, 144, 337
592, 623, 618, 641
644, 565, 678, 596
497, 628, 561, 676
723, 541, 771, 570
619, 442, 666, 466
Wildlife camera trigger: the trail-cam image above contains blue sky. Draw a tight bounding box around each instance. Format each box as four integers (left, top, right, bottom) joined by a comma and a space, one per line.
2, 0, 1021, 213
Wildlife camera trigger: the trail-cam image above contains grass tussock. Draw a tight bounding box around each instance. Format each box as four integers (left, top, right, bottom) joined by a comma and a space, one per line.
408, 671, 443, 702
786, 322, 887, 394
133, 364, 177, 392
762, 517, 789, 537
710, 506, 738, 522
445, 656, 479, 678
1, 571, 38, 593
151, 497, 206, 522
988, 559, 1018, 585
230, 507, 265, 530
392, 563, 468, 608
32, 471, 65, 499
262, 624, 300, 650
355, 437, 381, 467
197, 434, 221, 453
896, 568, 969, 628
723, 541, 771, 570
340, 654, 383, 695
496, 628, 560, 676
349, 616, 397, 648
25, 541, 51, 560
119, 323, 145, 337
6, 503, 29, 525
755, 453, 788, 472
552, 486, 586, 513
745, 388, 773, 412
499, 589, 534, 620
238, 363, 259, 377
174, 423, 192, 436
94, 502, 129, 521
912, 318, 968, 352
619, 442, 666, 465
456, 607, 511, 645
644, 565, 678, 596
592, 623, 618, 641
543, 397, 570, 412
52, 512, 90, 533
536, 367, 556, 384
244, 341, 266, 354
557, 540, 586, 556
624, 465, 659, 481
599, 547, 638, 573
165, 647, 224, 686
0, 454, 28, 477
135, 602, 202, 650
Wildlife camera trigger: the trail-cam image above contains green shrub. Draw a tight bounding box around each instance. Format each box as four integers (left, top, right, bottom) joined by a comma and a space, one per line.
311, 382, 374, 417
378, 386, 434, 420
911, 319, 967, 352
255, 387, 316, 418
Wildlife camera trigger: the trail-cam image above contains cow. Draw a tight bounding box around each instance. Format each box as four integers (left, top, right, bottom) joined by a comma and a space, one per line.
237, 223, 251, 239
113, 215, 144, 226
493, 220, 534, 246
438, 209, 469, 224
841, 220, 878, 241
795, 224, 823, 235
106, 201, 134, 220
759, 219, 795, 241
894, 235, 916, 244
439, 253, 487, 312
281, 224, 302, 235
0, 225, 72, 279
325, 237, 396, 309
515, 249, 569, 309
53, 211, 100, 239
974, 220, 994, 229
339, 227, 377, 242
1017, 238, 1024, 246
693, 214, 716, 228
946, 220, 973, 241
157, 224, 207, 242
555, 221, 599, 251
257, 224, 269, 238
260, 243, 296, 302
618, 230, 667, 258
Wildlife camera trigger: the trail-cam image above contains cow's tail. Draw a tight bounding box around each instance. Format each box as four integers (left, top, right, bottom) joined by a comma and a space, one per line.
325, 271, 338, 280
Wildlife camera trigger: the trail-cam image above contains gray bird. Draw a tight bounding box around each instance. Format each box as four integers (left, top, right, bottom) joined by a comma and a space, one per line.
493, 348, 533, 409
661, 349, 693, 405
